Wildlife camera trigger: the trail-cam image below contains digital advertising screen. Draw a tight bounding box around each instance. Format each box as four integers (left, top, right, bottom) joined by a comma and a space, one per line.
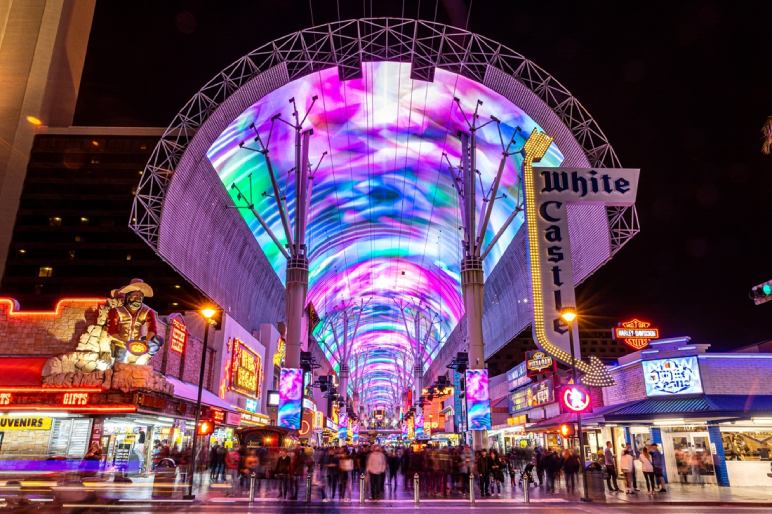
338, 411, 348, 440
277, 367, 303, 430
465, 369, 492, 430
642, 356, 703, 397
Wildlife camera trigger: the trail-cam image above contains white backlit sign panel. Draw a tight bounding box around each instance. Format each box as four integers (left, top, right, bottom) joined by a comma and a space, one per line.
642, 356, 703, 397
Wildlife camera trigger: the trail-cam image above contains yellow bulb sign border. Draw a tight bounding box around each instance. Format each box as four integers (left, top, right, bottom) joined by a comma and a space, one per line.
522, 129, 640, 386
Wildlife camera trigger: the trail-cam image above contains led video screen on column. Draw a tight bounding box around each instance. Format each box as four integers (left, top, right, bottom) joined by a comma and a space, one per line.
338, 411, 348, 440
278, 368, 303, 430
465, 369, 491, 430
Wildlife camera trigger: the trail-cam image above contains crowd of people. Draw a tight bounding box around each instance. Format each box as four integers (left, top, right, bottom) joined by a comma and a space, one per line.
601, 441, 668, 495
198, 442, 631, 500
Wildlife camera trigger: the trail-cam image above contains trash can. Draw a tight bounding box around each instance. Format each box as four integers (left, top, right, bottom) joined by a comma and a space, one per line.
152, 458, 177, 499
585, 466, 606, 502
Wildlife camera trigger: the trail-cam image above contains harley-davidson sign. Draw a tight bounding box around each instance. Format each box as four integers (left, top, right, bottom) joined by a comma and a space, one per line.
614, 319, 659, 350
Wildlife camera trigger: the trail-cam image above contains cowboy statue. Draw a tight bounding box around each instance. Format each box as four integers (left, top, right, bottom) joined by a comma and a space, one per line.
106, 279, 164, 365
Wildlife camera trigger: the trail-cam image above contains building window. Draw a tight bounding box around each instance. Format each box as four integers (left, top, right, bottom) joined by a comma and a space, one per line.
38, 266, 53, 278
49, 216, 62, 227
125, 254, 132, 261
79, 217, 89, 224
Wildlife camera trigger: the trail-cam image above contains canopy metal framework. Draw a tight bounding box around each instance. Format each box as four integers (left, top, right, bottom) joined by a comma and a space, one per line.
130, 18, 639, 410
131, 18, 636, 250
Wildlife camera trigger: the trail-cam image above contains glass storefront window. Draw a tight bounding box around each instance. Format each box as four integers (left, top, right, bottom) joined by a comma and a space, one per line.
722, 430, 772, 461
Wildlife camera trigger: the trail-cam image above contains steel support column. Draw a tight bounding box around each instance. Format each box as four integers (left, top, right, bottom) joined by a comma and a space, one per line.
285, 256, 308, 368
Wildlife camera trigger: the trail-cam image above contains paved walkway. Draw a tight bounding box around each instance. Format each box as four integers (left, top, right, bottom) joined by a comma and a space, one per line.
4, 471, 771, 505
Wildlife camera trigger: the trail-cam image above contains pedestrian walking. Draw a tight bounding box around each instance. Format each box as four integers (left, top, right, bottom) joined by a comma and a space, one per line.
639, 447, 656, 494
604, 441, 621, 492
620, 448, 635, 494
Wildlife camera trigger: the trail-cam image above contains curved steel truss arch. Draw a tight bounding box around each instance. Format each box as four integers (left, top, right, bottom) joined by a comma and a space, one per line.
131, 17, 637, 253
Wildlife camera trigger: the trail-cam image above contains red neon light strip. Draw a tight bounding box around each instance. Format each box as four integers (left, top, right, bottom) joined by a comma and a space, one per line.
0, 387, 104, 393
0, 405, 136, 413
0, 298, 105, 317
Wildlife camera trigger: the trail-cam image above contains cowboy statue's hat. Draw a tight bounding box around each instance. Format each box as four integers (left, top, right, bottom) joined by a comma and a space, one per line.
112, 278, 154, 298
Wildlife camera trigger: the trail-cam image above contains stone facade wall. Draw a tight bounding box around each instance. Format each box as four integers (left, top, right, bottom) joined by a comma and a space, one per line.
0, 299, 99, 355
0, 429, 50, 457
0, 297, 214, 388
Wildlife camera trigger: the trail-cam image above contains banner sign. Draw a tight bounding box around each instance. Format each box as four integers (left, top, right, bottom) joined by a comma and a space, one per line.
643, 356, 703, 397
338, 411, 348, 440
0, 416, 52, 431
523, 129, 640, 386
169, 318, 187, 354
465, 369, 492, 430
277, 368, 303, 430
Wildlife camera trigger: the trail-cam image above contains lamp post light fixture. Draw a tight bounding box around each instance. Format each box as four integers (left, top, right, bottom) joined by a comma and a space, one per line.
560, 306, 591, 503
184, 306, 220, 499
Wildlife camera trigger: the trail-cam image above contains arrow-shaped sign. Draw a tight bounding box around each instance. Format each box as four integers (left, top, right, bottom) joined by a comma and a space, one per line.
522, 129, 640, 387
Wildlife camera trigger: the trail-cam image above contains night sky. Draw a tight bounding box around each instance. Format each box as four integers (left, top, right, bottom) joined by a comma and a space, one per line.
75, 0, 772, 350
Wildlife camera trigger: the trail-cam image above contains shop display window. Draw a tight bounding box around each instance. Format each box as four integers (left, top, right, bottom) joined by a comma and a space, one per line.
722, 430, 772, 461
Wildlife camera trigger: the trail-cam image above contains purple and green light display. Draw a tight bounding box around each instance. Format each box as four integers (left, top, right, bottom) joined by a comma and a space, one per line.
465, 369, 492, 430
208, 62, 563, 405
338, 411, 348, 440
277, 367, 303, 430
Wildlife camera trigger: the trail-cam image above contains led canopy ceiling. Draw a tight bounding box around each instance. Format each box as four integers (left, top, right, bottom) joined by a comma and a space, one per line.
207, 61, 564, 407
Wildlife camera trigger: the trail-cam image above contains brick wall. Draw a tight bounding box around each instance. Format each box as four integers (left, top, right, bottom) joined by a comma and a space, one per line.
699, 357, 772, 395
603, 363, 646, 406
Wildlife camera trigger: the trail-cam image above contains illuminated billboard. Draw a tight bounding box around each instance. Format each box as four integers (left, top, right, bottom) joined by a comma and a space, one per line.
207, 61, 565, 407
642, 356, 703, 397
230, 338, 262, 399
277, 368, 303, 430
465, 369, 491, 430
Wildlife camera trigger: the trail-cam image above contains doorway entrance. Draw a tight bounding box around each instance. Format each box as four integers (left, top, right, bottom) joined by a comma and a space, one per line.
663, 428, 716, 485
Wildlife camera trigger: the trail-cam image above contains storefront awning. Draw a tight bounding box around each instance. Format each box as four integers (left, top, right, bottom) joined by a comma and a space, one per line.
602, 395, 772, 422
165, 377, 236, 413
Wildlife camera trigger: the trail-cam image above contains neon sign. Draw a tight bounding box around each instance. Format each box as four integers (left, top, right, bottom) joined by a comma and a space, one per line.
523, 129, 640, 387
62, 393, 89, 406
230, 338, 262, 399
614, 319, 659, 350
526, 351, 554, 375
561, 386, 591, 413
169, 318, 187, 354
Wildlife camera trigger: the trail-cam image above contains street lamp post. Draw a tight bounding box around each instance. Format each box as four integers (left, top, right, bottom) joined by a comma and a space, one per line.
561, 307, 591, 503
184, 307, 218, 500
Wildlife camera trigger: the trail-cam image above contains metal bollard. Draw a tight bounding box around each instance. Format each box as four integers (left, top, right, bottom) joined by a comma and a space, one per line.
522, 477, 530, 504
413, 473, 419, 504
359, 473, 366, 504
305, 473, 312, 503
248, 472, 256, 504
469, 473, 475, 504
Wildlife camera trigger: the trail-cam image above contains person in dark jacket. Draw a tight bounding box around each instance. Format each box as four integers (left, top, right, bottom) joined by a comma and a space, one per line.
535, 447, 546, 486
543, 450, 563, 493
563, 449, 580, 494
275, 451, 291, 499
476, 449, 492, 497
